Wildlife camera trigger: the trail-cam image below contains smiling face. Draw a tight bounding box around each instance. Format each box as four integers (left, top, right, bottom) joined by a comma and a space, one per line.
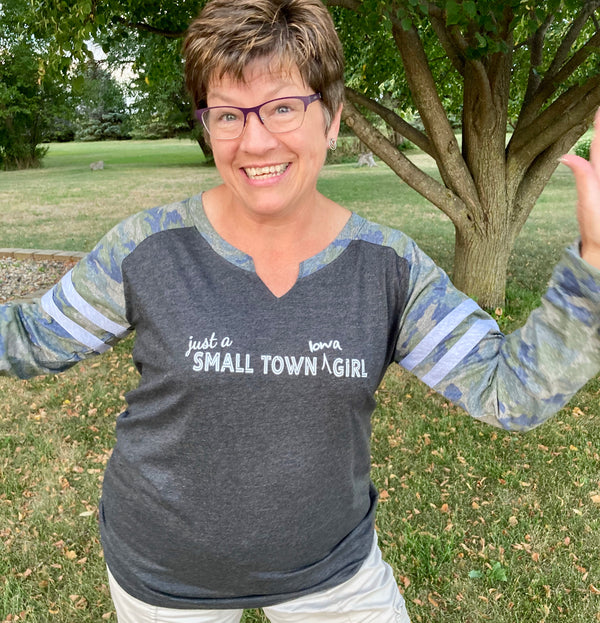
206, 58, 341, 223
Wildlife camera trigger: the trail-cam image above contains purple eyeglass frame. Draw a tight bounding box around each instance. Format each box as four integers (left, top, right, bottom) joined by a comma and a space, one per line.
195, 93, 322, 139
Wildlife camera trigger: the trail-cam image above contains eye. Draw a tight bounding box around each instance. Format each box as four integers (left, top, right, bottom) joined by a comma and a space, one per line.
216, 110, 241, 123
274, 104, 293, 115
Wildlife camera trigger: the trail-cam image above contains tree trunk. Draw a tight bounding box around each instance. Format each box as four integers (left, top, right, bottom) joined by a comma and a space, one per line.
196, 131, 213, 161
452, 222, 516, 310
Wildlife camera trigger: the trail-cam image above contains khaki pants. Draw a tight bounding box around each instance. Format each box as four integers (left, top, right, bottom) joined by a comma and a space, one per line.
108, 533, 411, 623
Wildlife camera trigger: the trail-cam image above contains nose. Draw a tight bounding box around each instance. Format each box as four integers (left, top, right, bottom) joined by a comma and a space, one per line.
239, 111, 279, 152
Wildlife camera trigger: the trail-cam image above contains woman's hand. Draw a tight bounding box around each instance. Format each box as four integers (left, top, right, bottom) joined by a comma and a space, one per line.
560, 107, 600, 271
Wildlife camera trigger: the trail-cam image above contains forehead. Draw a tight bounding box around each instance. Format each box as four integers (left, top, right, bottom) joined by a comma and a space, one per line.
207, 57, 308, 101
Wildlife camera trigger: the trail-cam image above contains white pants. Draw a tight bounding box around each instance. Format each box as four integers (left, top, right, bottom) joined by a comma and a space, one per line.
107, 534, 411, 623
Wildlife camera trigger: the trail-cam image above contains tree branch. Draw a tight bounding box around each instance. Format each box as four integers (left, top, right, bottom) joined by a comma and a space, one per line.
342, 98, 471, 228
511, 75, 600, 156
425, 4, 466, 75
522, 13, 554, 108
113, 16, 185, 39
519, 30, 600, 129
512, 120, 591, 231
544, 1, 600, 83
390, 21, 481, 216
344, 87, 435, 156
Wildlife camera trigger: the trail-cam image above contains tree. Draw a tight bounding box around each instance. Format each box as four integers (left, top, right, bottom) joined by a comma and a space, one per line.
19, 0, 600, 306
74, 61, 131, 141
326, 0, 600, 307
0, 0, 71, 169
101, 33, 196, 141
0, 42, 49, 169
21, 1, 211, 155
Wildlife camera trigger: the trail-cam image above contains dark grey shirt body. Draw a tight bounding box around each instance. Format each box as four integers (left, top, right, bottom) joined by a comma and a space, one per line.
100, 222, 408, 607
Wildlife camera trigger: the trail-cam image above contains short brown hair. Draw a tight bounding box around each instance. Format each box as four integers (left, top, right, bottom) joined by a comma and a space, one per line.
183, 0, 345, 128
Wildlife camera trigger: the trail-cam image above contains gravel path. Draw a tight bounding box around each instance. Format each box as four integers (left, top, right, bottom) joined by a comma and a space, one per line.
0, 258, 74, 304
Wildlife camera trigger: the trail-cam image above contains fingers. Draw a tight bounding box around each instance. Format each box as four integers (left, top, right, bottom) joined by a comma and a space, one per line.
559, 153, 596, 199
590, 107, 600, 171
560, 109, 600, 269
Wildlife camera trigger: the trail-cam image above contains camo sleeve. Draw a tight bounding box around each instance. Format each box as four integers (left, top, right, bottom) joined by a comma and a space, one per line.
0, 202, 188, 379
394, 238, 600, 431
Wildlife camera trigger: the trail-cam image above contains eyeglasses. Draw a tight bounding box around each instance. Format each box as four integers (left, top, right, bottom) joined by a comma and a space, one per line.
196, 93, 322, 140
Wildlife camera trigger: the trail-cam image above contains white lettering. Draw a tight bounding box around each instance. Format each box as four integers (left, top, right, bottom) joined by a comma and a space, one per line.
192, 351, 254, 374
309, 340, 343, 353
186, 333, 219, 357
204, 351, 220, 371
305, 356, 317, 376
271, 356, 285, 375
221, 352, 235, 372
261, 355, 271, 374
243, 354, 254, 373
192, 351, 204, 371
332, 358, 345, 378
284, 356, 304, 375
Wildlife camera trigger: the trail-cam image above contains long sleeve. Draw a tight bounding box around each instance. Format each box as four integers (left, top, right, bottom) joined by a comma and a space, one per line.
394, 239, 600, 431
0, 201, 190, 379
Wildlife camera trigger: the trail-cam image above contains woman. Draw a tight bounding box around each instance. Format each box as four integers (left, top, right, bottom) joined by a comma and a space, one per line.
2, 0, 600, 621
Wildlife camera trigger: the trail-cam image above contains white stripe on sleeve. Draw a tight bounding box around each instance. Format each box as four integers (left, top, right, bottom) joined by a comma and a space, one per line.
400, 298, 480, 371
421, 318, 498, 387
61, 270, 129, 337
41, 290, 110, 354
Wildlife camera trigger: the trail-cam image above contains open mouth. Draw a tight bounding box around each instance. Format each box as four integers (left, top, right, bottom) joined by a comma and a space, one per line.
244, 163, 289, 180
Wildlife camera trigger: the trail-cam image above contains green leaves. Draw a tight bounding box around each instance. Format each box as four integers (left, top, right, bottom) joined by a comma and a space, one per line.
445, 0, 462, 26
469, 561, 509, 583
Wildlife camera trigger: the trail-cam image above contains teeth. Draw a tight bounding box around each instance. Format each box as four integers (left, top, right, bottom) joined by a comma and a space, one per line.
244, 164, 289, 179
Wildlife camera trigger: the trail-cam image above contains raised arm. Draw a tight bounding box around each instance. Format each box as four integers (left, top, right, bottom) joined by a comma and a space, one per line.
560, 107, 600, 270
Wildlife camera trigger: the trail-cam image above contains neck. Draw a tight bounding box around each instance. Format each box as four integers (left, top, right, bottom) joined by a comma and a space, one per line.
203, 185, 348, 259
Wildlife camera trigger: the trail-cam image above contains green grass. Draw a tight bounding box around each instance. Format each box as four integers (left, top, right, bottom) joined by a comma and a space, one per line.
0, 140, 219, 252
1, 141, 599, 622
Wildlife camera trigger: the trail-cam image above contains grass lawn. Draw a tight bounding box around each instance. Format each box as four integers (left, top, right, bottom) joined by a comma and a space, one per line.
0, 140, 598, 622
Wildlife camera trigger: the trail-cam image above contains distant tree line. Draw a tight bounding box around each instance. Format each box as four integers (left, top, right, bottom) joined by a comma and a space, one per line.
1, 46, 193, 170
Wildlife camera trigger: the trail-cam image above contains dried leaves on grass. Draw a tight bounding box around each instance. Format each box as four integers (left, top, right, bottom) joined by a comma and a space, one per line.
371, 367, 600, 623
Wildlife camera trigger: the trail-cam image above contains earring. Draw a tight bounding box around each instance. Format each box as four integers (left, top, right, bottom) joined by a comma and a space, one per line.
328, 138, 337, 151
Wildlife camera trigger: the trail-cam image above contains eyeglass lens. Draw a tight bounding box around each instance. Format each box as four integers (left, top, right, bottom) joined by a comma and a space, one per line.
202, 97, 309, 139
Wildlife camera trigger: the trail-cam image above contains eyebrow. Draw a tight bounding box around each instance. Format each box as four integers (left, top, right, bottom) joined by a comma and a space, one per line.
208, 86, 297, 106
208, 71, 306, 105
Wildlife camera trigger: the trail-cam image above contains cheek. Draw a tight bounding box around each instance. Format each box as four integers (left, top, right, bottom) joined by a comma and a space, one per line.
211, 144, 238, 171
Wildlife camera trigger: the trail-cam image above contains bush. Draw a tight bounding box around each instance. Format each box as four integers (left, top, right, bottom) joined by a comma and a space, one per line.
574, 136, 591, 160
75, 112, 131, 142
43, 117, 77, 143
129, 115, 191, 140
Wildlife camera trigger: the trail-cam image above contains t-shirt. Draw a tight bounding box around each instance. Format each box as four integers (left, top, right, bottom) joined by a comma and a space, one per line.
2, 194, 600, 608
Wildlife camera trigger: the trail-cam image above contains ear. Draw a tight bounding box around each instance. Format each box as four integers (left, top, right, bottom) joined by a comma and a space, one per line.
327, 103, 343, 143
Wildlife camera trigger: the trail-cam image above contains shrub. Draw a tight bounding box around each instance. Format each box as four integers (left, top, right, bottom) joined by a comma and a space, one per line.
574, 136, 591, 160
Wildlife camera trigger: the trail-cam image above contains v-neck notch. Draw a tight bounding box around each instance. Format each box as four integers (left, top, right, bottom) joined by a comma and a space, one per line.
188, 194, 366, 296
